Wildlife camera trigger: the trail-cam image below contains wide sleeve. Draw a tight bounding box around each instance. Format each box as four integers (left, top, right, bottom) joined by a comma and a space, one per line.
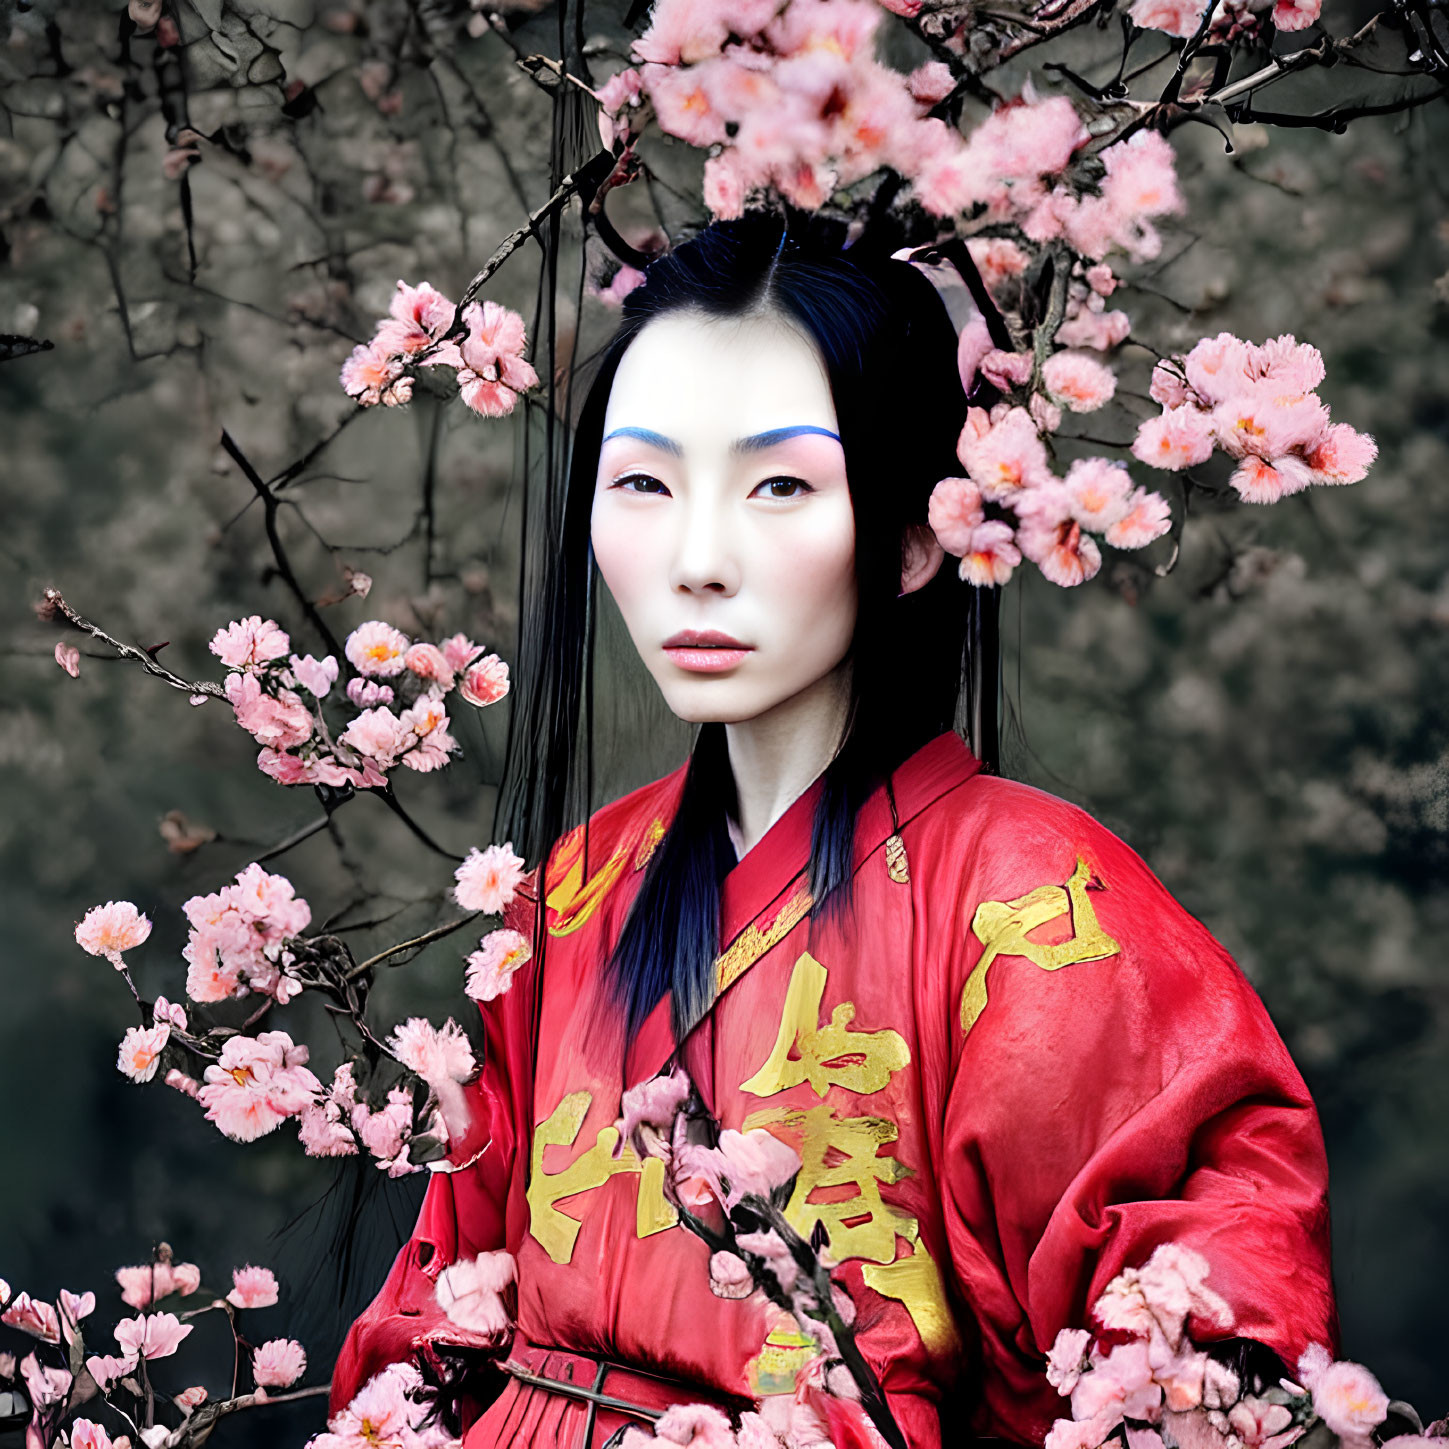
328, 881, 539, 1414
934, 799, 1336, 1445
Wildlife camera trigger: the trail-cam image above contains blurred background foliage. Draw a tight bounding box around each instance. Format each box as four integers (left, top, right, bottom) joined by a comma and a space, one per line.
0, 0, 1445, 1442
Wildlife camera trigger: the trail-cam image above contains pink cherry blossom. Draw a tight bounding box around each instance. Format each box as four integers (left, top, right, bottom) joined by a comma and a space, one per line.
1045, 1415, 1118, 1449
71, 1418, 121, 1449
1072, 1340, 1162, 1428
1042, 351, 1117, 412
1046, 1327, 1093, 1394
175, 1385, 208, 1411
227, 1265, 279, 1309
438, 633, 483, 674
1212, 387, 1329, 460
353, 1085, 416, 1173
708, 1251, 755, 1300
650, 1403, 738, 1449
457, 369, 521, 418
905, 59, 955, 105
459, 300, 529, 374
1229, 454, 1315, 504
1133, 406, 1216, 471
340, 340, 412, 408
395, 692, 459, 773
153, 995, 187, 1030
315, 1361, 432, 1449
1150, 361, 1190, 408
616, 1066, 692, 1164
114, 1259, 200, 1311
1058, 305, 1131, 351
164, 1068, 201, 1099
198, 1031, 322, 1142
388, 1017, 477, 1088
86, 1352, 137, 1391
1272, 0, 1321, 28
927, 477, 986, 555
1106, 488, 1173, 549
117, 1023, 170, 1082
209, 616, 291, 671
55, 641, 81, 677
253, 1338, 307, 1388
634, 0, 738, 64
460, 654, 511, 707
1019, 513, 1102, 587
382, 279, 454, 353
982, 348, 1034, 390
735, 1230, 798, 1294
224, 672, 314, 750
959, 406, 1053, 502
58, 1289, 94, 1337
435, 1252, 516, 1344
1063, 457, 1133, 531
1184, 333, 1257, 406
2, 1293, 61, 1343
454, 842, 527, 914
338, 705, 412, 770
1309, 1358, 1388, 1441
465, 928, 533, 1002
344, 621, 411, 678
403, 642, 455, 690
20, 1352, 71, 1408
345, 677, 394, 709
1100, 130, 1183, 226
289, 653, 338, 698
298, 1064, 361, 1159
75, 900, 153, 968
958, 521, 1022, 588
1307, 423, 1377, 484
680, 1126, 801, 1209
1228, 1396, 1299, 1449
967, 238, 1030, 295
1129, 0, 1208, 35
114, 1311, 192, 1361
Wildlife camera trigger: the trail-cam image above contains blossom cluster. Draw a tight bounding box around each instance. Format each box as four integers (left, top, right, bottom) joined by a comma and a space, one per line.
208, 614, 509, 792
340, 280, 539, 418
181, 862, 312, 1004
307, 1360, 459, 1449
1130, 0, 1322, 42
76, 827, 528, 1176
0, 1253, 306, 1449
930, 413, 1172, 588
1042, 1243, 1401, 1449
1133, 333, 1378, 504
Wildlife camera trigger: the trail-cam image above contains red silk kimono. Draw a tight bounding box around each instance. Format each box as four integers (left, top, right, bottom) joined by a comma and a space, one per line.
332, 730, 1336, 1447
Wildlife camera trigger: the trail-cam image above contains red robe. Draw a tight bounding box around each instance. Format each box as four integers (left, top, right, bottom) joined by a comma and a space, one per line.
332, 730, 1336, 1446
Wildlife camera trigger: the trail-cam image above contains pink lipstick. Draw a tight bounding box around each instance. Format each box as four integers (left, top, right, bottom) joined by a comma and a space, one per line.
661, 630, 753, 674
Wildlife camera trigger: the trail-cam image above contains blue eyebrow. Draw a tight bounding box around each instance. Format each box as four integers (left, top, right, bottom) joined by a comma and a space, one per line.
602, 426, 683, 456
734, 425, 841, 453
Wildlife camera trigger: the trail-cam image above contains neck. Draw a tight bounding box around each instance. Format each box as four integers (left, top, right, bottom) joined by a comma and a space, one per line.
722, 666, 852, 858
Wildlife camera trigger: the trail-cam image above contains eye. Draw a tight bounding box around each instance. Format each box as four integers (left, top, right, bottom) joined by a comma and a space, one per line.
750, 476, 814, 500
610, 473, 671, 496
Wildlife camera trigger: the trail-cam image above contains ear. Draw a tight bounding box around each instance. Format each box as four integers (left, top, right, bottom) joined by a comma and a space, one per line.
900, 524, 945, 597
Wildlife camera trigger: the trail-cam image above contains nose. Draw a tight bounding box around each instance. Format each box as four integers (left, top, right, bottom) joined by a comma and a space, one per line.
668, 488, 740, 598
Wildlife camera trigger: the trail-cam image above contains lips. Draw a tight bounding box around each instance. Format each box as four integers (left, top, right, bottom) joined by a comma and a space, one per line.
661, 629, 753, 674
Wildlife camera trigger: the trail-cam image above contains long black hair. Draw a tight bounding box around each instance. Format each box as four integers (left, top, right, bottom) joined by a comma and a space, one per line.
497, 215, 988, 1043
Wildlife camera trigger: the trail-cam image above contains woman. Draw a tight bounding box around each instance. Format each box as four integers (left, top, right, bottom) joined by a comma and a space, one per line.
330, 220, 1336, 1448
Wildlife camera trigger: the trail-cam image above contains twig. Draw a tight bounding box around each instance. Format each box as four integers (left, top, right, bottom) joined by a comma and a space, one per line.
42, 589, 226, 699
345, 913, 478, 979
219, 430, 344, 661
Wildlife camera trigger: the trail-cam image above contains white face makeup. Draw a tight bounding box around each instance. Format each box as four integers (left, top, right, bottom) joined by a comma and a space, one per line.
590, 309, 858, 727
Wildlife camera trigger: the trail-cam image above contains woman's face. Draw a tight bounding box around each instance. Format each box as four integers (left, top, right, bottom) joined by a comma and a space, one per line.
591, 309, 858, 726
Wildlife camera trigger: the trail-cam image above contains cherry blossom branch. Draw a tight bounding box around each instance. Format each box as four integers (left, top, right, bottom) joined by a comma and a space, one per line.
345, 914, 478, 980
41, 589, 226, 700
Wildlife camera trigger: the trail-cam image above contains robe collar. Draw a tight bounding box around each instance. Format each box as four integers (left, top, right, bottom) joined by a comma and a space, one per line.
626, 729, 982, 1087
